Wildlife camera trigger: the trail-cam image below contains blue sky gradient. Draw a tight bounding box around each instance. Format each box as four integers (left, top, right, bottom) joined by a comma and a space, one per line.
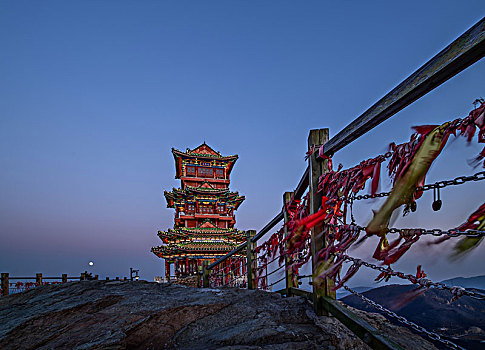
1, 2, 484, 285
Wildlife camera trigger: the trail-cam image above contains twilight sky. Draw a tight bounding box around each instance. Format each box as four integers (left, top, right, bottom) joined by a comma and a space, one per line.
0, 1, 484, 286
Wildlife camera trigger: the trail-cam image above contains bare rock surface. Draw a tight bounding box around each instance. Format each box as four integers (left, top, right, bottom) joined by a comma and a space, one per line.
0, 281, 436, 349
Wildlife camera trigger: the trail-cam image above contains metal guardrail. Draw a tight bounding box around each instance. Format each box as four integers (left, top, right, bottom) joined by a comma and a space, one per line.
202, 16, 485, 350
250, 211, 284, 243
207, 15, 485, 275
1, 273, 90, 296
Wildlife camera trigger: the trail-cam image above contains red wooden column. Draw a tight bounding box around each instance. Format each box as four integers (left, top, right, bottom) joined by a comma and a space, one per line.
185, 257, 189, 275
165, 260, 171, 282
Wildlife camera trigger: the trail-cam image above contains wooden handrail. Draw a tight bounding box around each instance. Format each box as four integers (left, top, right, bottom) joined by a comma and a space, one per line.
250, 211, 283, 243
321, 16, 485, 158
294, 166, 309, 200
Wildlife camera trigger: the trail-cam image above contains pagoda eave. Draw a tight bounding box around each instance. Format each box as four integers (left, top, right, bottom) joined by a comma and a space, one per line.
151, 244, 244, 260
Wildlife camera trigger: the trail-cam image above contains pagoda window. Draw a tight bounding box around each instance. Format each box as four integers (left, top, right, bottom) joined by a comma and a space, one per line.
217, 204, 225, 214
187, 204, 195, 213
215, 169, 224, 178
186, 166, 196, 177
198, 167, 213, 178
200, 205, 214, 214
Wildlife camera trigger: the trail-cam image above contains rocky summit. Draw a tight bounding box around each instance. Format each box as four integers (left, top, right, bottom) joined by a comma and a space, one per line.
0, 280, 436, 349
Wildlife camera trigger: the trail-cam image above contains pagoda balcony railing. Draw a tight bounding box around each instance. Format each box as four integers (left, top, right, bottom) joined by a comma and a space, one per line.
180, 176, 230, 184
177, 213, 234, 219
182, 173, 226, 180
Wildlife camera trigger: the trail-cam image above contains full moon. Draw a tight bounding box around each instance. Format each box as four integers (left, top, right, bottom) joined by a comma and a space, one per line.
88, 261, 94, 266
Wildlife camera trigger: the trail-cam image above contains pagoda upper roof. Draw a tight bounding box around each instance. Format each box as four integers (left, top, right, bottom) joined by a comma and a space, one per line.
173, 142, 237, 159
171, 142, 238, 178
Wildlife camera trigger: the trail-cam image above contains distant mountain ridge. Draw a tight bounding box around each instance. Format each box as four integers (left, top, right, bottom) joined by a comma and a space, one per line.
440, 275, 485, 290
337, 286, 372, 299
342, 283, 485, 349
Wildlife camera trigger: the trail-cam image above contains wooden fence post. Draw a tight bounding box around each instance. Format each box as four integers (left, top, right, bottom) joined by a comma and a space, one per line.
62, 274, 67, 283
308, 128, 334, 316
283, 191, 296, 295
1, 273, 9, 296
202, 261, 209, 288
36, 273, 43, 285
246, 230, 257, 289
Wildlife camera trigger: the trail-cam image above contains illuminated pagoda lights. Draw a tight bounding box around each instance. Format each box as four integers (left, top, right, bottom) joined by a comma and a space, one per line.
151, 143, 246, 281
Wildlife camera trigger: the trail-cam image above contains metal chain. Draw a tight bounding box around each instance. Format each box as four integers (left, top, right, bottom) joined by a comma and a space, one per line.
265, 264, 284, 278
342, 285, 465, 350
341, 255, 485, 301
353, 191, 391, 200
217, 269, 247, 288
387, 227, 485, 238
296, 274, 312, 279
326, 223, 485, 238
267, 275, 286, 288
353, 171, 485, 200
210, 259, 247, 278
221, 272, 247, 287
210, 260, 247, 287
257, 254, 283, 270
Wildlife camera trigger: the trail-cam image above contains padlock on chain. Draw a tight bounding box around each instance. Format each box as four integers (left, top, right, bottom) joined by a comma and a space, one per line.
410, 201, 417, 212
432, 187, 442, 211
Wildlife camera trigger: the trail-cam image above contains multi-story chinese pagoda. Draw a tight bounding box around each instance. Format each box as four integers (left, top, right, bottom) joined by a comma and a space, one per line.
151, 143, 245, 280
